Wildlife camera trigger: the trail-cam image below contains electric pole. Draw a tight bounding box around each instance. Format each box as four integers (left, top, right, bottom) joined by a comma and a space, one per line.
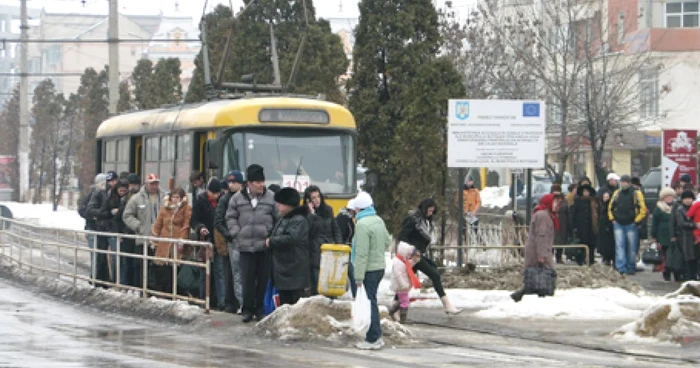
19, 0, 29, 201
108, 0, 119, 114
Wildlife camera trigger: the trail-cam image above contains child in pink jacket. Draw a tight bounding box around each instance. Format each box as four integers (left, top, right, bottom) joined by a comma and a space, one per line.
389, 242, 421, 323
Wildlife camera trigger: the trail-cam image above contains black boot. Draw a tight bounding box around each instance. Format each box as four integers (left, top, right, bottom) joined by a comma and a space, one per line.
388, 301, 400, 321
399, 308, 408, 324
663, 271, 671, 282
510, 289, 524, 303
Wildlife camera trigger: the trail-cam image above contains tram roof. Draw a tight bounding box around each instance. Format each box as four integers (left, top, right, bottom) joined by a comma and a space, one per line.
96, 97, 356, 138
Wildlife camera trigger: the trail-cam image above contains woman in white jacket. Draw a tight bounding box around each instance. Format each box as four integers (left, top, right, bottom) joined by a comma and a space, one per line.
389, 242, 421, 323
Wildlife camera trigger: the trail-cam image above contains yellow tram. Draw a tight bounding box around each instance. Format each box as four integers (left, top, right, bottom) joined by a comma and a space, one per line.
95, 97, 357, 213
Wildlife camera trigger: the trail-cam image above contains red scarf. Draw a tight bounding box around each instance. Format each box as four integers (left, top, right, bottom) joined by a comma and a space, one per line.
534, 193, 560, 230
397, 254, 422, 289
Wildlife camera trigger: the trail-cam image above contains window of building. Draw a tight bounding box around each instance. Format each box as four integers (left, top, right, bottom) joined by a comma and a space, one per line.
666, 1, 700, 28
617, 12, 625, 45
639, 68, 659, 119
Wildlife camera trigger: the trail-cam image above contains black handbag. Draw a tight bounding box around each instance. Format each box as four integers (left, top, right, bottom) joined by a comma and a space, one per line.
564, 231, 584, 259
665, 241, 685, 271
641, 243, 663, 265
523, 264, 557, 296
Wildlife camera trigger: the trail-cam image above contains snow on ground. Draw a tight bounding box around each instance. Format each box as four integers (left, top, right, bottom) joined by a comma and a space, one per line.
480, 186, 511, 209
0, 202, 85, 231
409, 288, 658, 320
614, 281, 700, 343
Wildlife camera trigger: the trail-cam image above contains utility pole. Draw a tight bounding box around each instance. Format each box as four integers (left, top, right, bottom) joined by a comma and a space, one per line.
19, 0, 29, 201
108, 0, 119, 114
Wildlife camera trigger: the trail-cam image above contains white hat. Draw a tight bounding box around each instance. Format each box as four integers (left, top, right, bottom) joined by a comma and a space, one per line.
347, 199, 356, 210
607, 173, 620, 181
354, 192, 373, 210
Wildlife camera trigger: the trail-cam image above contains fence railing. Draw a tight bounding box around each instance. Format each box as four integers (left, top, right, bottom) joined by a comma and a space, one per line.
428, 244, 590, 268
0, 216, 212, 312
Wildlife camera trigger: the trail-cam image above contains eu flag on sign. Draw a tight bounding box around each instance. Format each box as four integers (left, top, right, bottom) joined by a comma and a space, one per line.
523, 103, 540, 117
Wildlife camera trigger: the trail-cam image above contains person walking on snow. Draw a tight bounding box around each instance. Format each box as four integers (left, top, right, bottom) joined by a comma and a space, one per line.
389, 242, 421, 323
608, 175, 647, 275
352, 192, 391, 350
511, 193, 561, 302
398, 198, 462, 315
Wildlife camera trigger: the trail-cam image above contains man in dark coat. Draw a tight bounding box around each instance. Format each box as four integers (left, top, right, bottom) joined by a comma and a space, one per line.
191, 178, 223, 307
214, 170, 244, 312
336, 199, 356, 245
266, 187, 310, 305
303, 185, 342, 295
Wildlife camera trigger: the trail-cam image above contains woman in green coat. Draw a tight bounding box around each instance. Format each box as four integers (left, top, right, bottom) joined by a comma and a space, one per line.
650, 187, 676, 281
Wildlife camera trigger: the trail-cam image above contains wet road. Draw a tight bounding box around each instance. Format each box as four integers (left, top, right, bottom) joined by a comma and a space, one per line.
1, 278, 698, 368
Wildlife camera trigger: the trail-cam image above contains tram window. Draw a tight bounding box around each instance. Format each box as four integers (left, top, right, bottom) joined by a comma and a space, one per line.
105, 141, 116, 162
161, 136, 175, 161
176, 134, 191, 161
145, 137, 159, 161
117, 138, 129, 163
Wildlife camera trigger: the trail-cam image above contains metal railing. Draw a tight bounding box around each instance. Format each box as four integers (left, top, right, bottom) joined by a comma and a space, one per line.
0, 217, 212, 312
428, 244, 590, 268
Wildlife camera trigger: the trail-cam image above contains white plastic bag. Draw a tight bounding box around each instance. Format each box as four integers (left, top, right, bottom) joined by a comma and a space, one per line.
352, 286, 371, 335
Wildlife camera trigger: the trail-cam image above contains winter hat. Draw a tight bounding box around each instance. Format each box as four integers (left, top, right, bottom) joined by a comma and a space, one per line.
577, 184, 596, 197
94, 173, 107, 184
680, 174, 692, 184
607, 173, 620, 181
659, 187, 676, 200
466, 175, 475, 182
619, 175, 631, 183
220, 179, 229, 190
246, 164, 265, 182
631, 177, 642, 186
268, 184, 281, 194
145, 173, 160, 183
347, 199, 356, 210
682, 190, 695, 200
274, 187, 300, 207
105, 171, 118, 182
207, 177, 222, 193
227, 170, 244, 184
354, 192, 374, 210
126, 174, 140, 185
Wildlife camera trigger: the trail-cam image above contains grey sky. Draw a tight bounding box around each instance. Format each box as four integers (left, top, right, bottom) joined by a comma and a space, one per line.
0, 0, 477, 22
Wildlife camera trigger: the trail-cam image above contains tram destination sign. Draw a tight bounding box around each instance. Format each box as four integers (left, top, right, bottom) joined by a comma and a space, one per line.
259, 109, 330, 124
447, 99, 546, 168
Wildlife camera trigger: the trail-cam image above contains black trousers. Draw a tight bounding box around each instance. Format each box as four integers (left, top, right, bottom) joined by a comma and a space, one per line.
413, 257, 445, 298
278, 289, 303, 306
153, 264, 174, 294
95, 236, 111, 287
240, 251, 270, 316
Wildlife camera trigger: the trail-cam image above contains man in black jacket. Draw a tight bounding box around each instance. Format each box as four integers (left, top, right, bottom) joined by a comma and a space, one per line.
192, 178, 223, 306
214, 170, 244, 312
86, 170, 118, 286
336, 199, 356, 245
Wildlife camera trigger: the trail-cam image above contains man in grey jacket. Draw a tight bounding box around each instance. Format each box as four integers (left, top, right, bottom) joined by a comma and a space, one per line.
122, 173, 163, 288
226, 164, 278, 322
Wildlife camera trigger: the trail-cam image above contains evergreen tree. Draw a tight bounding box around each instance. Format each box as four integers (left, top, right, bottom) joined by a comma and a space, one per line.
187, 1, 347, 103
75, 67, 109, 192
131, 58, 155, 109
131, 57, 182, 109
0, 86, 20, 200
349, 0, 464, 230
118, 79, 132, 112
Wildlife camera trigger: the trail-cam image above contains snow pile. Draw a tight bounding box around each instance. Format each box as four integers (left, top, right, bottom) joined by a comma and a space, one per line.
254, 296, 413, 345
0, 202, 85, 231
480, 186, 511, 209
0, 260, 204, 324
614, 281, 700, 343
429, 264, 642, 292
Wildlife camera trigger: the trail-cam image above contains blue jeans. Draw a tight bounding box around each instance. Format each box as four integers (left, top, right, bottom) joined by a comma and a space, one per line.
348, 262, 357, 298
108, 237, 133, 285
227, 246, 243, 307
361, 269, 384, 343
614, 223, 639, 274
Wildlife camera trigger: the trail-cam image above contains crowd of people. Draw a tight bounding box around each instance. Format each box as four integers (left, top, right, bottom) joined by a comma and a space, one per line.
78, 164, 462, 351
521, 171, 700, 291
